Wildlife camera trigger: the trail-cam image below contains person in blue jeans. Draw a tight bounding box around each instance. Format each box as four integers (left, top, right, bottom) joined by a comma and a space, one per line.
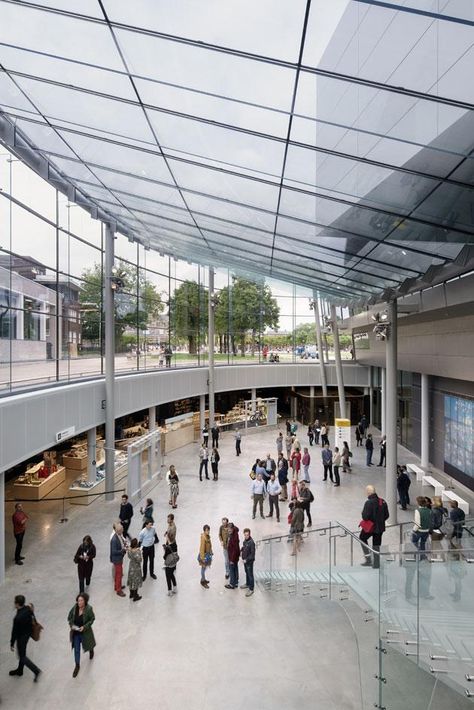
412, 497, 431, 559
240, 528, 256, 597
67, 592, 96, 678
365, 434, 374, 466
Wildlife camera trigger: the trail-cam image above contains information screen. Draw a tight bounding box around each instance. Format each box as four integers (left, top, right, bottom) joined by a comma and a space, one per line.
444, 395, 474, 478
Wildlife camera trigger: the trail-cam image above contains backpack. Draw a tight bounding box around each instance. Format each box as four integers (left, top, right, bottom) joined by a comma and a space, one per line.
309, 490, 314, 503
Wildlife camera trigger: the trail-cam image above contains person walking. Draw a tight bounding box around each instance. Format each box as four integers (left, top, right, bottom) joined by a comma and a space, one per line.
9, 595, 41, 681
266, 473, 282, 522
298, 481, 313, 527
264, 453, 276, 483
110, 523, 126, 596
313, 419, 321, 446
12, 503, 28, 565
198, 525, 213, 588
140, 498, 154, 525
210, 447, 220, 481
211, 423, 220, 448
126, 538, 143, 601
412, 496, 431, 559
251, 473, 266, 519
166, 465, 180, 508
235, 430, 242, 456
359, 415, 368, 439
332, 447, 341, 487
219, 517, 230, 580
240, 528, 256, 597
290, 447, 301, 479
276, 432, 284, 457
139, 519, 158, 581
397, 466, 411, 510
202, 425, 209, 447
285, 432, 293, 460
449, 500, 465, 559
286, 419, 291, 435
307, 424, 314, 446
74, 535, 96, 593
163, 532, 179, 596
355, 425, 362, 447
430, 496, 448, 561
277, 453, 289, 501
67, 592, 96, 678
341, 441, 352, 473
119, 494, 134, 538
290, 502, 305, 556
301, 447, 311, 482
225, 523, 240, 589
365, 433, 374, 466
359, 485, 389, 568
199, 444, 209, 481
166, 513, 177, 544
321, 443, 333, 482
320, 424, 329, 447
378, 435, 386, 467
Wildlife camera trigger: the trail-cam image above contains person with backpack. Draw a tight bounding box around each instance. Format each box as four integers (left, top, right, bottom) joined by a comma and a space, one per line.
359, 485, 389, 568
412, 496, 431, 559
9, 595, 41, 681
298, 481, 313, 527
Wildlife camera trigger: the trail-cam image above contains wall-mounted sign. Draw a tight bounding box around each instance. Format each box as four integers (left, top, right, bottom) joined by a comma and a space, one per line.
56, 426, 76, 443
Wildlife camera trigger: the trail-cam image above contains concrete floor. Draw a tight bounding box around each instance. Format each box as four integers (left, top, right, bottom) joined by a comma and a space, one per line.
1, 424, 473, 709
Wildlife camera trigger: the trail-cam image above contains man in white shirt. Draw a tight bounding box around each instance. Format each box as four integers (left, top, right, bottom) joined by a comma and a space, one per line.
266, 473, 282, 522
138, 520, 158, 581
251, 473, 266, 519
199, 445, 209, 481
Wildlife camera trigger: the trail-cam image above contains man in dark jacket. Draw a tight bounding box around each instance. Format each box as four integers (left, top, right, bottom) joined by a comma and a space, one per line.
360, 485, 389, 568
9, 595, 41, 680
397, 466, 411, 510
365, 434, 374, 466
240, 528, 256, 596
225, 523, 240, 590
119, 494, 134, 539
110, 524, 126, 596
211, 424, 220, 448
277, 453, 289, 501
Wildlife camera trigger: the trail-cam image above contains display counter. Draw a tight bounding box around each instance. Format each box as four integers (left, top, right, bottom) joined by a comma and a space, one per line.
14, 466, 66, 500
69, 452, 128, 505
63, 440, 105, 474
160, 415, 194, 454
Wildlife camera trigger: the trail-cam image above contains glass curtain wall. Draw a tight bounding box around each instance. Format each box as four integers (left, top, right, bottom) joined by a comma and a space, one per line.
0, 148, 347, 392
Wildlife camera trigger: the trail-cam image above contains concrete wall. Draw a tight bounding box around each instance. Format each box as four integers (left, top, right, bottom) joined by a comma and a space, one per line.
0, 363, 369, 472
354, 308, 474, 381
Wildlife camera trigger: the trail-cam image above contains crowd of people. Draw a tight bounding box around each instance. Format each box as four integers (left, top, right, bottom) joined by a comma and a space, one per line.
7, 413, 470, 685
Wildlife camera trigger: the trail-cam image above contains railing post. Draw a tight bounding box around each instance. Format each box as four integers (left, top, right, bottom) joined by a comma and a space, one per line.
328, 522, 332, 600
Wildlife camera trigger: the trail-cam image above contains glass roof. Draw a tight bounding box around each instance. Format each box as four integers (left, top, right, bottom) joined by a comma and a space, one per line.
0, 0, 473, 303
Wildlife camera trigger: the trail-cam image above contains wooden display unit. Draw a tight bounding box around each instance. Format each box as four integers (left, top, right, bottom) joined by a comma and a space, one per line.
69, 462, 128, 506
13, 466, 66, 500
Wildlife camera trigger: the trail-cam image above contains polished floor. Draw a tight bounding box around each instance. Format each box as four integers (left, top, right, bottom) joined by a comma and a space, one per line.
1, 424, 472, 709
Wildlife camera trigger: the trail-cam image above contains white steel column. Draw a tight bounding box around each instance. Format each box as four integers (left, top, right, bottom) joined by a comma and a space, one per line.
309, 385, 315, 424
421, 373, 429, 469
104, 222, 116, 501
381, 367, 386, 435
148, 406, 156, 477
251, 388, 257, 414
148, 406, 156, 432
87, 427, 97, 484
369, 366, 374, 428
385, 300, 398, 523
312, 292, 328, 400
199, 394, 206, 434
0, 471, 4, 585
330, 304, 346, 420
208, 267, 215, 428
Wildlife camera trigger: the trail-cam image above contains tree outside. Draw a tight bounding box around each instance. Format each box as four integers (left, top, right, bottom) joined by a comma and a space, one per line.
79, 263, 163, 351
168, 280, 208, 354
214, 277, 279, 356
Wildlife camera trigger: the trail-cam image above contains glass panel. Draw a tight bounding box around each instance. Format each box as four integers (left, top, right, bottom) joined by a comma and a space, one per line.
109, 0, 307, 61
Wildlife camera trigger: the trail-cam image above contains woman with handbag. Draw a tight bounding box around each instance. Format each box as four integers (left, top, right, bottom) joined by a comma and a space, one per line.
73, 535, 96, 593
140, 498, 154, 526
127, 538, 143, 601
210, 447, 220, 481
67, 592, 96, 678
163, 534, 179, 596
198, 524, 213, 588
342, 441, 352, 473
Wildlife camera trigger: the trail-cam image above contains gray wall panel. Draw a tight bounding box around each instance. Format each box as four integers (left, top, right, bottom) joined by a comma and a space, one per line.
0, 363, 368, 471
